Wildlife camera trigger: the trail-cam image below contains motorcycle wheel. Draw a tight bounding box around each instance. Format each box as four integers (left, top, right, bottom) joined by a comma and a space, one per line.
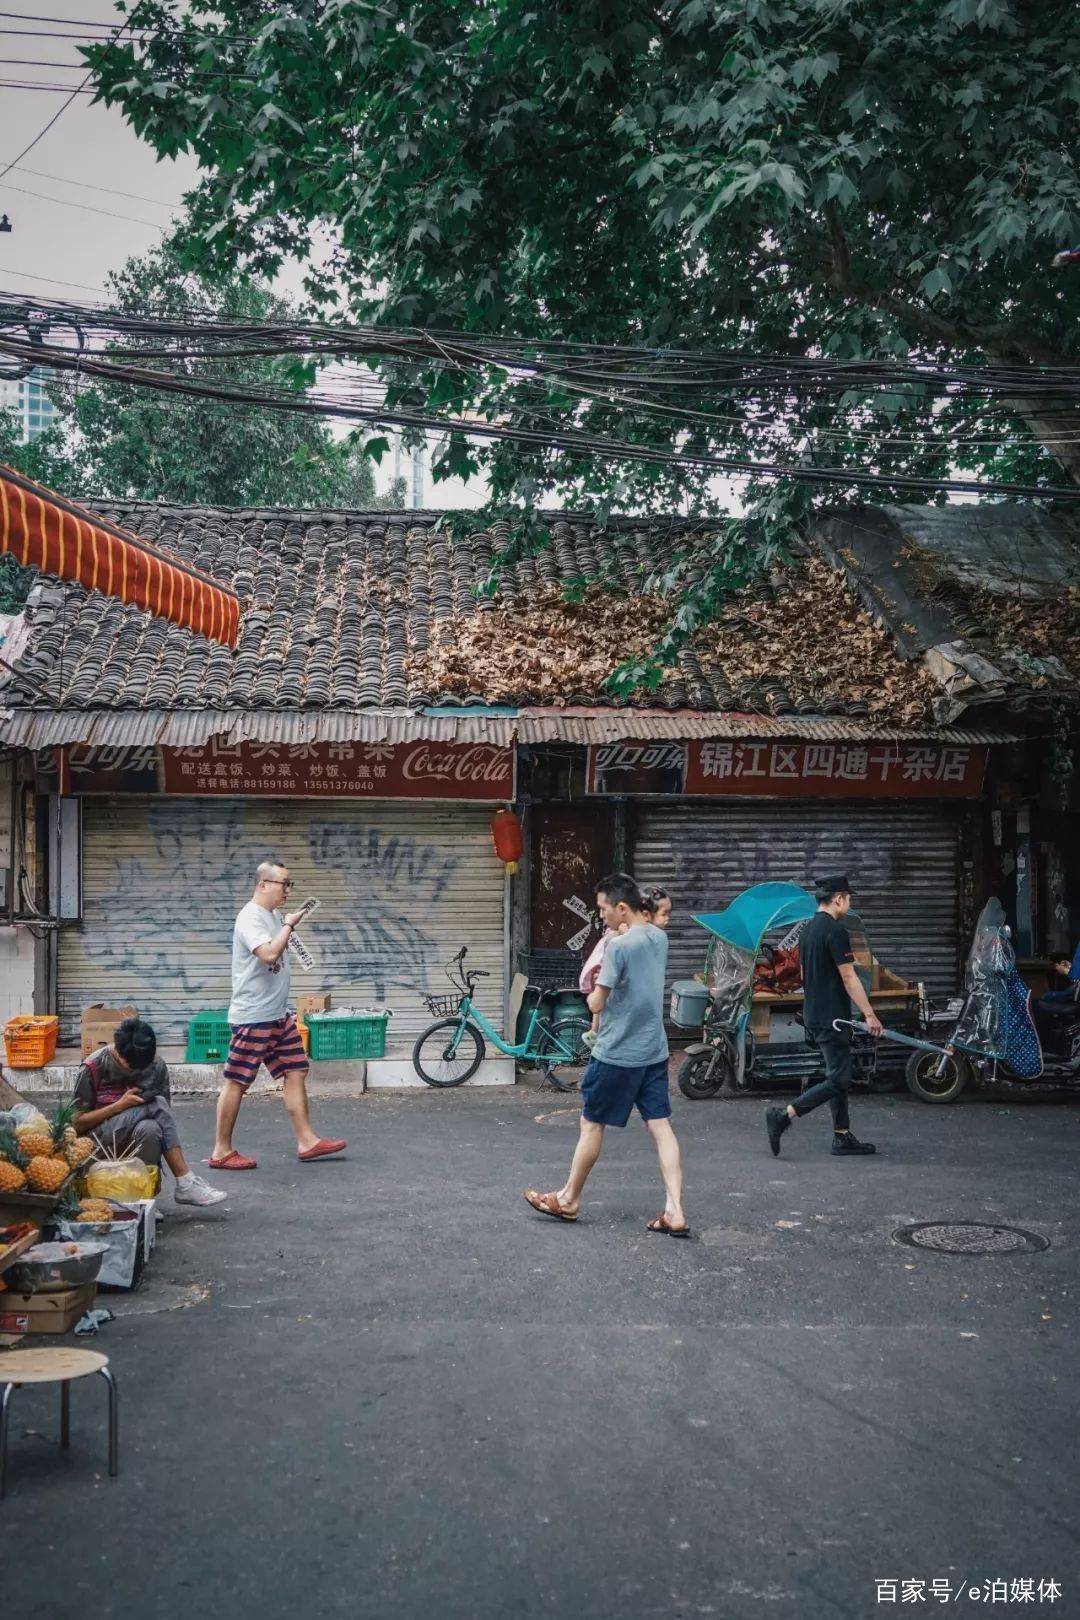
905, 1048, 972, 1104
677, 1043, 734, 1101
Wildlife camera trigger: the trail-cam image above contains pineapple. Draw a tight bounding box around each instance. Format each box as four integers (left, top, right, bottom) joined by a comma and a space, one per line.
65, 1136, 94, 1169
19, 1102, 79, 1163
76, 1198, 115, 1223
16, 1125, 55, 1159
0, 1130, 28, 1195
25, 1154, 70, 1195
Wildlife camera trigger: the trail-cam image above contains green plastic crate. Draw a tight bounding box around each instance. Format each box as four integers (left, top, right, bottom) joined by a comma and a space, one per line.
185, 1010, 232, 1064
306, 1012, 388, 1061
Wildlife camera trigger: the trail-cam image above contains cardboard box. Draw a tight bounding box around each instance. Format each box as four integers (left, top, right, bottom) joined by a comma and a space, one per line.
0, 1281, 96, 1336
81, 1003, 138, 1058
295, 993, 331, 1025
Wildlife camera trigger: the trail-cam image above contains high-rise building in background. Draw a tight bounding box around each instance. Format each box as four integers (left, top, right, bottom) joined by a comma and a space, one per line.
0, 368, 59, 441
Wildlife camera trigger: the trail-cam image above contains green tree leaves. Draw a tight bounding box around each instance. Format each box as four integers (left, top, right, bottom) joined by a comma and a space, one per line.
2, 244, 390, 512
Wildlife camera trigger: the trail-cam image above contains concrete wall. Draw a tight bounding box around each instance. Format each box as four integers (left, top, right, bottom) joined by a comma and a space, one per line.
0, 924, 36, 1022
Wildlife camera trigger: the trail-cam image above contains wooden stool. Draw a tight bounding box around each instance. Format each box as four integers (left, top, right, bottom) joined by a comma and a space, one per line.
0, 1347, 118, 1498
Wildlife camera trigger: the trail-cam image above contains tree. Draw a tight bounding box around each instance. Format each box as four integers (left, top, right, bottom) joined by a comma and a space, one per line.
88, 0, 1080, 498
3, 244, 387, 510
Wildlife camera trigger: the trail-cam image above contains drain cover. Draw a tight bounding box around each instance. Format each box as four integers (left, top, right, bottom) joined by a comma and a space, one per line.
894, 1222, 1049, 1256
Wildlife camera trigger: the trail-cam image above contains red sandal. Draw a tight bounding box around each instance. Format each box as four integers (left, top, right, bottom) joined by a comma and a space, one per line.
208, 1150, 258, 1170
298, 1138, 347, 1162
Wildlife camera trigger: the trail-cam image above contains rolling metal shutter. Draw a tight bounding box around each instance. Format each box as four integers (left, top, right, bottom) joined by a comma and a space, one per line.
632, 801, 961, 998
59, 797, 506, 1049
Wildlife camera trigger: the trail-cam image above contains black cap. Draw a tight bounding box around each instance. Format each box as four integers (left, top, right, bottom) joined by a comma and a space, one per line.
815, 873, 852, 897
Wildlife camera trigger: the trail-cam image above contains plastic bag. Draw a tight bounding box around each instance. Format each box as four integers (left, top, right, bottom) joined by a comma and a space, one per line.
85, 1159, 159, 1200
55, 1214, 141, 1289
954, 898, 1010, 1054
9, 1103, 49, 1132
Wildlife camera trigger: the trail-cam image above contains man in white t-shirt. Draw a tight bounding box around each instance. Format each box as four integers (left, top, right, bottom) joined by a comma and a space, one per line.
210, 859, 346, 1170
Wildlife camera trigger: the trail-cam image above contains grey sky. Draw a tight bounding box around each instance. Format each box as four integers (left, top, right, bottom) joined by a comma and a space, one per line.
0, 0, 198, 297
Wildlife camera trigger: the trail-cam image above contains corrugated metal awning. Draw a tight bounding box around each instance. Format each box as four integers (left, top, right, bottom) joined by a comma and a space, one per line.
515, 710, 1021, 745
0, 705, 1023, 750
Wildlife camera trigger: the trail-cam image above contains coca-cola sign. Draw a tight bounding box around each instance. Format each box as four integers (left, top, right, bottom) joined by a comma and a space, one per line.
160, 739, 515, 801
401, 744, 512, 786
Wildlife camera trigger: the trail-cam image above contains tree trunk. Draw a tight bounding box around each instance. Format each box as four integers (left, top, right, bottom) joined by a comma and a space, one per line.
1001, 396, 1080, 487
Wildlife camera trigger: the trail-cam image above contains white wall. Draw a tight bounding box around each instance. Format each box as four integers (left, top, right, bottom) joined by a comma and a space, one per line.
0, 925, 36, 1023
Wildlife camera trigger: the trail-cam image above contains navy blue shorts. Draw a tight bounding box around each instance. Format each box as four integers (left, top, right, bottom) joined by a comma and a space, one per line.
580, 1057, 671, 1128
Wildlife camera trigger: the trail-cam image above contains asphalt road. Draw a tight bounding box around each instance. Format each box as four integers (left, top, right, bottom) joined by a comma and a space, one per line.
3, 1081, 1078, 1620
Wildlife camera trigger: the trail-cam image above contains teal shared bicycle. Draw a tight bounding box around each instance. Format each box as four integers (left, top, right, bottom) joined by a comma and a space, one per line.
411, 946, 591, 1089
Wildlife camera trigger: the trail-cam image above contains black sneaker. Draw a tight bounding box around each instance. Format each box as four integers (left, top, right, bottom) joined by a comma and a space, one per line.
831, 1131, 876, 1155
766, 1106, 791, 1157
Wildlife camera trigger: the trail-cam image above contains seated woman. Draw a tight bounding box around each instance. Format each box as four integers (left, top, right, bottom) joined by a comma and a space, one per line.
73, 1017, 226, 1208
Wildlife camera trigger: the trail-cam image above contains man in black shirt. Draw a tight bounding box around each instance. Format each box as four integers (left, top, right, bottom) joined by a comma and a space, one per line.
766, 875, 883, 1157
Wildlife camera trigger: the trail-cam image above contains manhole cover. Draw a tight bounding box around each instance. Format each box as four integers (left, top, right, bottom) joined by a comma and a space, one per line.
894, 1222, 1049, 1256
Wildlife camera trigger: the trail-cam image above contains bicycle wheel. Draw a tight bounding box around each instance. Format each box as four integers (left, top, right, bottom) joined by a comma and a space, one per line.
538, 1017, 592, 1092
412, 1019, 485, 1088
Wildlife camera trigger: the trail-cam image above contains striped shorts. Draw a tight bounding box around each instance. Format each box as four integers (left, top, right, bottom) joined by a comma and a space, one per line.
223, 1012, 309, 1087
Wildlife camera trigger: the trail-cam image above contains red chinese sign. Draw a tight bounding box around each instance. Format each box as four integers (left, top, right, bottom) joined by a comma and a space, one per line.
587, 740, 986, 798
160, 739, 515, 801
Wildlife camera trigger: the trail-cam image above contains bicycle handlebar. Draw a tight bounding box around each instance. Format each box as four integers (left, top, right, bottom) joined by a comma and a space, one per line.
445, 947, 491, 994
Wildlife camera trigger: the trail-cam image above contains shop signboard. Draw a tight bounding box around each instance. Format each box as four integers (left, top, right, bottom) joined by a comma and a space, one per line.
40, 745, 158, 795
584, 741, 687, 797
586, 739, 986, 799
159, 738, 516, 802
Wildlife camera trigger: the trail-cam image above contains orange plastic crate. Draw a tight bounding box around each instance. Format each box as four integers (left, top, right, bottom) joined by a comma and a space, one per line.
3, 1015, 59, 1069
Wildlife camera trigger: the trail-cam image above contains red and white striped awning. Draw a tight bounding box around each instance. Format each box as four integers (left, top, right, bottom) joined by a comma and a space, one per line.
0, 462, 241, 647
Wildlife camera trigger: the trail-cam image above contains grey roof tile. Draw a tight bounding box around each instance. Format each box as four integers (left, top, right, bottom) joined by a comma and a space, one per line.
5, 500, 1068, 718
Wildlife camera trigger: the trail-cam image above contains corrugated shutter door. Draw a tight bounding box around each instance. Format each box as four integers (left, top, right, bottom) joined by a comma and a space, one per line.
60, 797, 505, 1049
632, 801, 961, 997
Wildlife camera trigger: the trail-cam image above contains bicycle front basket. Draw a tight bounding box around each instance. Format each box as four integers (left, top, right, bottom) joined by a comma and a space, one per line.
423, 993, 462, 1017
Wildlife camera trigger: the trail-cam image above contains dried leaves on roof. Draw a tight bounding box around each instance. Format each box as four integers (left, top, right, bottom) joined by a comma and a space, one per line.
408, 559, 938, 724
969, 587, 1080, 685
408, 587, 673, 704
693, 559, 937, 725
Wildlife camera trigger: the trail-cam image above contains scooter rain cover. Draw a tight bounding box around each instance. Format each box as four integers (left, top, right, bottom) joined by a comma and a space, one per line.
706, 936, 758, 1028
953, 899, 1044, 1079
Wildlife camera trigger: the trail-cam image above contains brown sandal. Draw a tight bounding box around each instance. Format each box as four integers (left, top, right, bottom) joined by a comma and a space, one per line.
647, 1213, 692, 1239
524, 1188, 578, 1222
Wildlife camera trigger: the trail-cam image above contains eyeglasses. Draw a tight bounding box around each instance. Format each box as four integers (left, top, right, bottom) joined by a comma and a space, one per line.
267, 877, 293, 890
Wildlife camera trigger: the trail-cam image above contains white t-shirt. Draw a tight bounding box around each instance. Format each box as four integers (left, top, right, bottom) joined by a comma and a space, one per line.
228, 901, 290, 1025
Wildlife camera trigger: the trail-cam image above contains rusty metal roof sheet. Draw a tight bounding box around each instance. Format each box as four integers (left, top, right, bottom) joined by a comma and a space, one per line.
0, 705, 1020, 749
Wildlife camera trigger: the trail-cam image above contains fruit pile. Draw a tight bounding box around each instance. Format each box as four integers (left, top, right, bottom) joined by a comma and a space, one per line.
0, 1104, 92, 1196
75, 1198, 116, 1223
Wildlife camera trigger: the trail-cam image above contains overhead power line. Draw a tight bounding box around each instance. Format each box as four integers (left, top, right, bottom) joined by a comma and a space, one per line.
0, 0, 153, 184
0, 318, 1076, 503
1, 180, 167, 228
6, 161, 183, 208
0, 77, 96, 88
0, 9, 256, 41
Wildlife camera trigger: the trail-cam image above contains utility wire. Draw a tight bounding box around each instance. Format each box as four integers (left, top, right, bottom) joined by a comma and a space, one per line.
1, 180, 167, 227
0, 9, 256, 41
1, 328, 1075, 502
5, 295, 1080, 397
0, 0, 153, 183
6, 161, 183, 207
0, 77, 96, 88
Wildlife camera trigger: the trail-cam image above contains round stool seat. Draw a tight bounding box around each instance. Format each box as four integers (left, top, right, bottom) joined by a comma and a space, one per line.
0, 1348, 108, 1385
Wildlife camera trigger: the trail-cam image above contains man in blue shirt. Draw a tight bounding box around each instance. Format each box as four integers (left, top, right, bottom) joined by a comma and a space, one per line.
524, 873, 690, 1237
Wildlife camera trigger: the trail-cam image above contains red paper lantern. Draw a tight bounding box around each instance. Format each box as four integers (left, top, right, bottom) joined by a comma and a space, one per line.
490, 807, 524, 874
